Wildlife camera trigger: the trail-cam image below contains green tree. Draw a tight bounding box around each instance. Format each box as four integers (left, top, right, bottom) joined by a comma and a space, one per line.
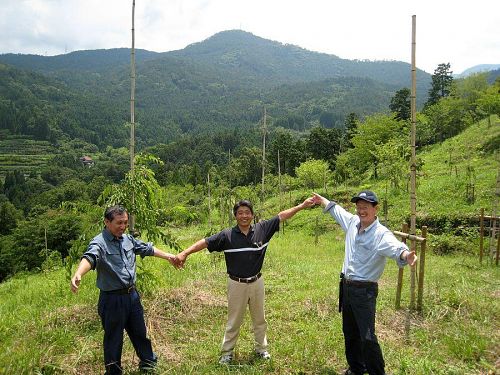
390, 88, 411, 121
374, 137, 410, 189
424, 96, 473, 143
101, 154, 179, 250
306, 126, 342, 166
337, 114, 405, 179
295, 159, 331, 189
0, 201, 21, 235
342, 112, 359, 151
426, 63, 454, 107
268, 129, 306, 176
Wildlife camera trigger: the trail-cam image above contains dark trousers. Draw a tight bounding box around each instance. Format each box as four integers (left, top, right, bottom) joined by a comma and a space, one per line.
342, 282, 385, 375
98, 290, 157, 375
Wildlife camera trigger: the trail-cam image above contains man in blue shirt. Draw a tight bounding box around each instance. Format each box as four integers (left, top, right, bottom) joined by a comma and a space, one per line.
312, 191, 417, 375
70, 205, 178, 374
175, 198, 315, 365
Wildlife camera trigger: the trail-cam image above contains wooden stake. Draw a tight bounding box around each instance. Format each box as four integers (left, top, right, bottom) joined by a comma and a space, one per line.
409, 14, 417, 312
129, 0, 136, 232
261, 107, 267, 202
417, 226, 427, 312
395, 223, 408, 310
479, 208, 484, 263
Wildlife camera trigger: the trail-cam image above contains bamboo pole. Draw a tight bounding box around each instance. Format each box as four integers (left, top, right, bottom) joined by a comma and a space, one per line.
393, 231, 426, 242
261, 107, 267, 202
496, 232, 499, 266
417, 226, 427, 312
129, 0, 136, 232
409, 14, 417, 311
278, 149, 284, 235
479, 208, 484, 263
395, 223, 408, 309
207, 173, 211, 229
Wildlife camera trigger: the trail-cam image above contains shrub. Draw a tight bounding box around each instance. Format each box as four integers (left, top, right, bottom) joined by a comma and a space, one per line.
430, 234, 472, 255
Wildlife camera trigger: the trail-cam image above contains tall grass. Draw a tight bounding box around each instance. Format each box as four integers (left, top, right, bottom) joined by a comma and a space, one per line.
1, 217, 498, 374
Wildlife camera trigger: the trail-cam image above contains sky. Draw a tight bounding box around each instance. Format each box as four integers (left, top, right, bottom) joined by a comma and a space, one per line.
1, 0, 499, 74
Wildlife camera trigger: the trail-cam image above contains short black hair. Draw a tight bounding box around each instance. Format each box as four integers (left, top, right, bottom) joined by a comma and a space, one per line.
233, 200, 254, 216
104, 205, 128, 221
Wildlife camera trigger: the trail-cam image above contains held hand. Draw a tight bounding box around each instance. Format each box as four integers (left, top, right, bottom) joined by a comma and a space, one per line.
70, 274, 81, 293
312, 192, 328, 207
406, 251, 418, 266
174, 252, 187, 269
166, 253, 181, 268
302, 197, 315, 208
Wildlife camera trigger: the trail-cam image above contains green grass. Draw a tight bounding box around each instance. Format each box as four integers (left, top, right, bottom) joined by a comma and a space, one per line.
0, 118, 498, 373
0, 220, 498, 374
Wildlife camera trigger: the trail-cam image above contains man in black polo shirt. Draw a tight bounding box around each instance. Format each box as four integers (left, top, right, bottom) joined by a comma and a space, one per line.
176, 198, 314, 364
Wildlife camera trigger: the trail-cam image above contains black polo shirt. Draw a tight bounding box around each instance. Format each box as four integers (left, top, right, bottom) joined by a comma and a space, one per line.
205, 216, 280, 278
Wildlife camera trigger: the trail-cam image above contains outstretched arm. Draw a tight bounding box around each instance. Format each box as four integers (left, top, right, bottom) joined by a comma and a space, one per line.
176, 239, 208, 268
153, 247, 181, 268
70, 258, 92, 293
278, 197, 315, 222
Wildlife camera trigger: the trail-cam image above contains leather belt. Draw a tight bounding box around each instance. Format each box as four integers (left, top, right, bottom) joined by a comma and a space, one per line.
102, 285, 136, 295
229, 272, 262, 283
344, 279, 378, 287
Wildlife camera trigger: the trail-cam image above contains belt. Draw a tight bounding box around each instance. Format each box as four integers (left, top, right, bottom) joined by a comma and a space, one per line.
344, 279, 378, 287
102, 285, 136, 295
229, 272, 262, 283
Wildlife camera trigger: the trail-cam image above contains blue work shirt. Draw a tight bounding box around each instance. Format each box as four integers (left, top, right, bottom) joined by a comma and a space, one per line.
82, 228, 154, 291
324, 201, 408, 282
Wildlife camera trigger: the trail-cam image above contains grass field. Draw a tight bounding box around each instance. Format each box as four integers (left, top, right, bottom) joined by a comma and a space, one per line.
0, 218, 498, 374
0, 118, 498, 374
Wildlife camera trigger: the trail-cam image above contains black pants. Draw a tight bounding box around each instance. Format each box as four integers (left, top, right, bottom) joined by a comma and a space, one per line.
342, 282, 385, 375
98, 290, 157, 374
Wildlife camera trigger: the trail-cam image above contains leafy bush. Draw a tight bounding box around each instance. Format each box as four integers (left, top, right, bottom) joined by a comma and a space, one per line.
430, 234, 473, 255
161, 205, 201, 226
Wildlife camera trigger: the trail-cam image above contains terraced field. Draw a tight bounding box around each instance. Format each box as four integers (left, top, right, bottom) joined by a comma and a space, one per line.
0, 135, 56, 181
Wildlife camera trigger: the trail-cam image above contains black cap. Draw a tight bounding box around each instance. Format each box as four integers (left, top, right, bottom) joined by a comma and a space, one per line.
351, 190, 379, 204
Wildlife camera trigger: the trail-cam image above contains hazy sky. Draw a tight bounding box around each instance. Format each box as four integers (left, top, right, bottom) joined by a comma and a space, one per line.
1, 0, 499, 74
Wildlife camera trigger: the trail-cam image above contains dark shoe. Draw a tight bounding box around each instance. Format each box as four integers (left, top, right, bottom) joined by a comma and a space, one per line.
219, 354, 233, 365
343, 369, 363, 375
256, 350, 271, 360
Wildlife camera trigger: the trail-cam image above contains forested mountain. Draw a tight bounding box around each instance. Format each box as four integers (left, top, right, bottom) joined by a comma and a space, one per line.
172, 30, 429, 89
0, 30, 431, 148
455, 64, 500, 78
0, 63, 126, 147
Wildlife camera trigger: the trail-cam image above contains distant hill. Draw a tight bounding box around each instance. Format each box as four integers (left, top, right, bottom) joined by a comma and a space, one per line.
0, 30, 432, 148
0, 48, 160, 73
455, 64, 500, 78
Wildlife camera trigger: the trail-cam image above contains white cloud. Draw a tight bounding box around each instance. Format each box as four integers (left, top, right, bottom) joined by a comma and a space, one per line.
0, 0, 498, 74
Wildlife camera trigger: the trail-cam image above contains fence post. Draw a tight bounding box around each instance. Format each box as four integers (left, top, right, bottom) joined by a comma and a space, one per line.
395, 223, 408, 309
417, 226, 427, 312
496, 232, 499, 266
479, 208, 484, 263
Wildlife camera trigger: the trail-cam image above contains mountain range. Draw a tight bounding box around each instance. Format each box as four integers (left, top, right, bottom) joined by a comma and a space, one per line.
0, 30, 433, 148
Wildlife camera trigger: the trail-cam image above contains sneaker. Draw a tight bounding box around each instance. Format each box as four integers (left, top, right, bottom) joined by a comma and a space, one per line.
256, 351, 271, 360
218, 354, 233, 365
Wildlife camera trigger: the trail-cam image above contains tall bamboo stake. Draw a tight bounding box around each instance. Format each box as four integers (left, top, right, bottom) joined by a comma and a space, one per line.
409, 15, 417, 311
278, 149, 282, 211
261, 107, 267, 202
207, 172, 211, 229
129, 0, 136, 231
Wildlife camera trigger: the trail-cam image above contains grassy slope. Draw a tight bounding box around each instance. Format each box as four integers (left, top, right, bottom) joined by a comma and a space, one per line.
0, 135, 55, 181
0, 117, 499, 374
380, 115, 499, 225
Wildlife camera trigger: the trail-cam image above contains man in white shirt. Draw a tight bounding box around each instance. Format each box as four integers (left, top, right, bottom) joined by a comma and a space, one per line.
313, 191, 416, 375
